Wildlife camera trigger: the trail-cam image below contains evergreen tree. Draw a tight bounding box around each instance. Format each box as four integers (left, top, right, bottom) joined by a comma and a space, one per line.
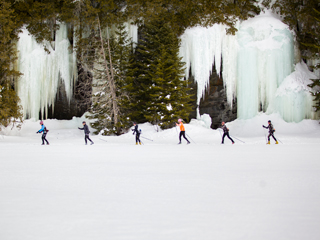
126, 0, 260, 36
125, 15, 193, 129
0, 0, 23, 129
0, 84, 23, 130
87, 22, 132, 135
13, 0, 76, 45
305, 8, 320, 112
73, 0, 129, 135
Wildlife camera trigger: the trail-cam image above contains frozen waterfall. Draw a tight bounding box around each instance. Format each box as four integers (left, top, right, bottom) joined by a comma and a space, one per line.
236, 11, 294, 119
179, 10, 316, 122
16, 22, 138, 121
16, 23, 76, 120
15, 12, 316, 123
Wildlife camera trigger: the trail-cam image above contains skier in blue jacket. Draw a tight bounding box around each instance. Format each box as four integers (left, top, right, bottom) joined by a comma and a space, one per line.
37, 121, 49, 145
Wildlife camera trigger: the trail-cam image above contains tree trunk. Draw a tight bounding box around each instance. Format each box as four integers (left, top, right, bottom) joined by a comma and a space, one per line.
97, 15, 119, 128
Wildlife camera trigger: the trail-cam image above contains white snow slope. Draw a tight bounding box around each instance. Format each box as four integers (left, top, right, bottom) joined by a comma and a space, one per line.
1, 115, 320, 240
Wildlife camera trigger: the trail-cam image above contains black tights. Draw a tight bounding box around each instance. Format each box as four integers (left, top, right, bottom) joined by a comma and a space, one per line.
136, 134, 141, 143
85, 134, 93, 144
222, 132, 234, 143
268, 133, 277, 142
42, 133, 49, 144
179, 131, 190, 143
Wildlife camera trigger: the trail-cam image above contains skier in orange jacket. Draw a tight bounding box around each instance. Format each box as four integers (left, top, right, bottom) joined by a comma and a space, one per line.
176, 119, 190, 144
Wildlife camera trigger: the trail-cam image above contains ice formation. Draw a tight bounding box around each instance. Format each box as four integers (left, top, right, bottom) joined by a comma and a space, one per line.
15, 10, 316, 122
16, 23, 138, 120
236, 11, 294, 119
124, 23, 138, 47
179, 10, 316, 122
274, 62, 317, 122
180, 24, 227, 118
16, 23, 76, 120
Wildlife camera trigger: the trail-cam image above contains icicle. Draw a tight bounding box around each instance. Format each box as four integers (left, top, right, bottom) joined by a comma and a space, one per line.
16, 23, 76, 120
179, 10, 315, 123
180, 25, 227, 118
124, 22, 138, 48
222, 26, 238, 109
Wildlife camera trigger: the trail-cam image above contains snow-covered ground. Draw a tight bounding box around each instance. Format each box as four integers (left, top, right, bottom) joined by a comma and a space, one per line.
1, 115, 320, 240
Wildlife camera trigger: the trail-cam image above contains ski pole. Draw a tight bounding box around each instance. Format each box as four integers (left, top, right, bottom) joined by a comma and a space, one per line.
99, 138, 108, 142
186, 133, 196, 144
276, 137, 283, 144
230, 135, 245, 143
263, 128, 268, 144
218, 128, 223, 137
141, 136, 153, 141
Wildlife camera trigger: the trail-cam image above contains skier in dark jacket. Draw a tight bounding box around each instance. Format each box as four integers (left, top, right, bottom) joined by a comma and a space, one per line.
220, 121, 234, 144
78, 121, 94, 145
37, 120, 49, 145
263, 120, 278, 144
132, 123, 141, 145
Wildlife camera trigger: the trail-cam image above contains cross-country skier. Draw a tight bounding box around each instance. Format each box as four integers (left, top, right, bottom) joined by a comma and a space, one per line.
263, 120, 278, 144
132, 123, 141, 145
36, 120, 49, 145
176, 119, 190, 144
220, 122, 234, 144
78, 121, 94, 145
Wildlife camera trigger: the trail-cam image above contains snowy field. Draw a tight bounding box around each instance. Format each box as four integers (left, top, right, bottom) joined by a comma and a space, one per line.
1, 114, 320, 240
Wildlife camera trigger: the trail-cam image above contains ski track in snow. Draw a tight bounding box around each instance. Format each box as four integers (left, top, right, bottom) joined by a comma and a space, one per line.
1, 118, 320, 240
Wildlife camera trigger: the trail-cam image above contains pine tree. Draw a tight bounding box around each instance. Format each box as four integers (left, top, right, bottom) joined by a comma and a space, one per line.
0, 0, 23, 130
13, 0, 76, 45
87, 22, 133, 135
0, 84, 23, 130
305, 8, 320, 112
126, 0, 260, 36
125, 15, 193, 129
113, 23, 134, 130
73, 0, 130, 135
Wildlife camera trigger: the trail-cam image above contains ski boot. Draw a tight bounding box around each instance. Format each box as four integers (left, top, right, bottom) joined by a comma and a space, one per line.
275, 141, 278, 144
267, 141, 270, 145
